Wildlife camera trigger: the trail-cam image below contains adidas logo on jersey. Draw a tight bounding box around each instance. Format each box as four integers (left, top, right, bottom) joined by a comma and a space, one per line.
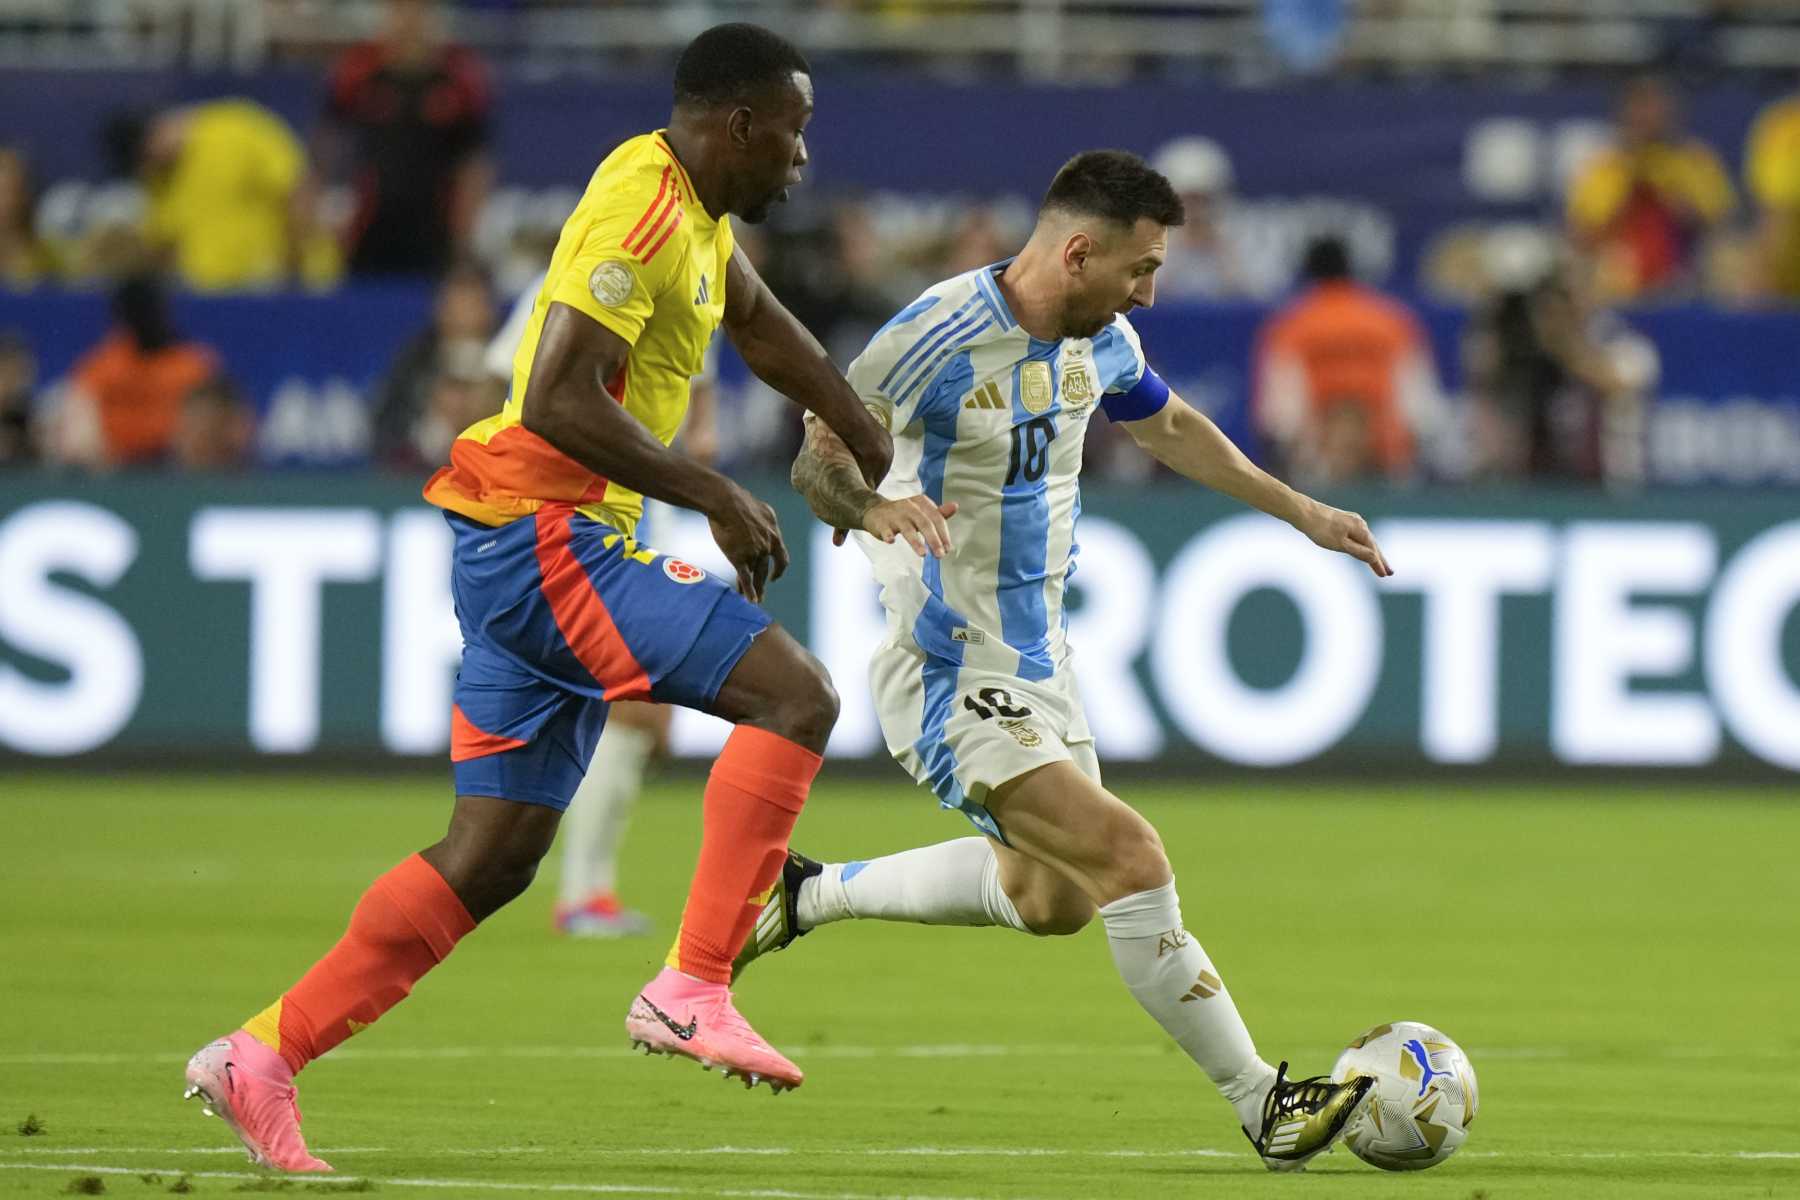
694, 275, 710, 305
963, 381, 1005, 410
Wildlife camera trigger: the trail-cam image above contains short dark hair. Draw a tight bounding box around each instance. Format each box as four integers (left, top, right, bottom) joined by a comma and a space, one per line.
673, 23, 810, 110
112, 272, 176, 352
1301, 236, 1352, 281
1040, 150, 1185, 230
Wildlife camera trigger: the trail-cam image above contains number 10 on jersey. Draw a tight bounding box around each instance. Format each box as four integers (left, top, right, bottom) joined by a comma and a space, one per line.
1007, 417, 1059, 485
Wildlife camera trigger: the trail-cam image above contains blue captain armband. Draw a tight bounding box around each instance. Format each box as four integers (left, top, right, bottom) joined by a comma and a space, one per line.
1100, 365, 1170, 423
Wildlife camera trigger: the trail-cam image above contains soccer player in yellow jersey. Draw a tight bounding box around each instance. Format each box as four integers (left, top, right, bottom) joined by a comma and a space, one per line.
184, 25, 953, 1173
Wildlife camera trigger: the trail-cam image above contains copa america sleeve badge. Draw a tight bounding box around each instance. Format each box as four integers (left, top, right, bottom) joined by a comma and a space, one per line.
1020, 361, 1053, 414
588, 259, 635, 307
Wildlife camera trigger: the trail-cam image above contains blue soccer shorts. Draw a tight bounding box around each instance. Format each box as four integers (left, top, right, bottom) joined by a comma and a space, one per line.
445, 503, 770, 809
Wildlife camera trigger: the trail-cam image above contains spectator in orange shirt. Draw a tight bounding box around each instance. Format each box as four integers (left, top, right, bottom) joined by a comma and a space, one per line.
1253, 237, 1444, 484
59, 274, 221, 467
1566, 75, 1735, 301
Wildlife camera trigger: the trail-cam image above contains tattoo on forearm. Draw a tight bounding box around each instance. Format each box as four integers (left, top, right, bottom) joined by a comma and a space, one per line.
792, 440, 878, 531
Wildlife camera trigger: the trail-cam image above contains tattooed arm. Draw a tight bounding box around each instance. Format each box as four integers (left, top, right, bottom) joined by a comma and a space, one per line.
792, 412, 958, 557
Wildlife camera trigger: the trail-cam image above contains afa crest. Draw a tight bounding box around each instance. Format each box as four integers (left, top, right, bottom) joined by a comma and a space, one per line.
997, 718, 1042, 748
1061, 361, 1096, 408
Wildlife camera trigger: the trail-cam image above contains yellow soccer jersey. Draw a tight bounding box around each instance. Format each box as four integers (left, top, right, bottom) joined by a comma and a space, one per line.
424, 131, 731, 535
1566, 141, 1735, 234
149, 100, 305, 291
1747, 97, 1800, 297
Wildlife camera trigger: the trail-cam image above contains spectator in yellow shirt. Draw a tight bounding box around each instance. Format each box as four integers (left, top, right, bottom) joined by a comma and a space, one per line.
108, 99, 338, 292
1746, 91, 1800, 301
1566, 76, 1735, 301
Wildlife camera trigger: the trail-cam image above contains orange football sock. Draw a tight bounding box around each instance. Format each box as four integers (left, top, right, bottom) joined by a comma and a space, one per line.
668, 725, 821, 983
243, 853, 475, 1074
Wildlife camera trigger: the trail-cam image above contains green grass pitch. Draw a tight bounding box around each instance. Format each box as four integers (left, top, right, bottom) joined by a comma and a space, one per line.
1, 771, 1796, 1198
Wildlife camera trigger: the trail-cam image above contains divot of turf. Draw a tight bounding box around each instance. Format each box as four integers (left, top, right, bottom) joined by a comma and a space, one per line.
305, 1182, 376, 1194
63, 1178, 105, 1196
137, 1175, 162, 1187
15, 1114, 43, 1136
166, 1178, 193, 1195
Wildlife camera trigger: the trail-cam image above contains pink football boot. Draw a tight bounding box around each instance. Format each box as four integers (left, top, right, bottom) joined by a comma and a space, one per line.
183, 1031, 332, 1173
625, 966, 803, 1093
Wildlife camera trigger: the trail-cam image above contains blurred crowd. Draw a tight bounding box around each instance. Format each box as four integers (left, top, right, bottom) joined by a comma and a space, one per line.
2, 0, 489, 290
6, 1, 1780, 81
2, 0, 1797, 492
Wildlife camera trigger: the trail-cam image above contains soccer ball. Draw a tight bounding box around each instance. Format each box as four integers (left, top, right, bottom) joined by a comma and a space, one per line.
1331, 1021, 1478, 1171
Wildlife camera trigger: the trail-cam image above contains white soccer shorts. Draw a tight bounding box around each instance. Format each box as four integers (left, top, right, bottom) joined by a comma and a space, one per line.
869, 641, 1101, 844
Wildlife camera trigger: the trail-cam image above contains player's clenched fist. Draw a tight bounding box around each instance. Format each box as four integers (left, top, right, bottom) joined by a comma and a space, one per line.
1298, 500, 1392, 578
707, 481, 790, 603
863, 495, 959, 558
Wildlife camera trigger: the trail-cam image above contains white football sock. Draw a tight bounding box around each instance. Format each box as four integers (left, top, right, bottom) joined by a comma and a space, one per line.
797, 837, 1031, 932
558, 721, 655, 905
1098, 880, 1277, 1131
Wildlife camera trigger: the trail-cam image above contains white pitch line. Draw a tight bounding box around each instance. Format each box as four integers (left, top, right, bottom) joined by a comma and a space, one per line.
0, 1163, 1042, 1200
0, 1146, 551, 1157
1462, 1151, 1800, 1161
2, 1041, 1760, 1067
2, 1146, 1795, 1163
0, 1042, 1161, 1066
0, 1146, 391, 1156
0, 1146, 1230, 1162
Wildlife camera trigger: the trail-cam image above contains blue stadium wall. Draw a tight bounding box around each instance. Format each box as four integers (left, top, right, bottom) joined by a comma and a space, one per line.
3, 288, 1796, 484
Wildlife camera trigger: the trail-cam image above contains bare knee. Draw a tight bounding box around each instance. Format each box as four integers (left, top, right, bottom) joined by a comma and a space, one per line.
757, 647, 839, 753
1013, 889, 1096, 937
469, 859, 539, 918
1102, 814, 1172, 902
424, 839, 542, 922
995, 849, 1098, 936
421, 797, 559, 922
711, 627, 840, 754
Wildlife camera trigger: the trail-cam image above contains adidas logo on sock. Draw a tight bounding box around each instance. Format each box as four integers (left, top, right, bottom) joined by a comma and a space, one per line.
1178, 969, 1222, 1002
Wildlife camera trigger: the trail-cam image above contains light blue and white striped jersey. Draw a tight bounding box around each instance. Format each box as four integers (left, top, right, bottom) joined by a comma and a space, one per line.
848, 261, 1170, 681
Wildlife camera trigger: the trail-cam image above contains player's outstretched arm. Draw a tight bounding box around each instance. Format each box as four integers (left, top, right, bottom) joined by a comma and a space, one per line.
791, 414, 956, 557
520, 302, 789, 600
723, 246, 893, 488
1122, 390, 1392, 578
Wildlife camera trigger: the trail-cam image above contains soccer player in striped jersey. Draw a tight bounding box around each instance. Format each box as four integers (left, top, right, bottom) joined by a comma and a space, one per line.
764, 151, 1393, 1171
182, 24, 950, 1173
